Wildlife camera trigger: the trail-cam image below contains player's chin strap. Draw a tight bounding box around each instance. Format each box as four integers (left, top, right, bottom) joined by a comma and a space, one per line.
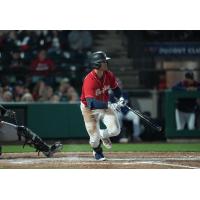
17, 126, 50, 156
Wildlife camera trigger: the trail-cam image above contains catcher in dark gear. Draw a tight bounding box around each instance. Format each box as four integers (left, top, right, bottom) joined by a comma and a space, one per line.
0, 105, 62, 157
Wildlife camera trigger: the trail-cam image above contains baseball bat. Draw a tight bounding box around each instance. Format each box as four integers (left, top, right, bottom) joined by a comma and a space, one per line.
125, 105, 163, 132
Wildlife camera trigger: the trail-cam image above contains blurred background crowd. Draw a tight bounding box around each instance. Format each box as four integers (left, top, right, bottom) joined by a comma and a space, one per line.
1, 30, 200, 103
0, 30, 96, 103
1, 30, 200, 142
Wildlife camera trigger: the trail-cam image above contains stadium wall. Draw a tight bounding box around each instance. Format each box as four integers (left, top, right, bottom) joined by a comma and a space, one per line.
0, 103, 88, 140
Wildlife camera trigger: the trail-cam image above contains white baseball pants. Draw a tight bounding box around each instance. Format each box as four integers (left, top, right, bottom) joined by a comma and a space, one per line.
80, 103, 120, 148
175, 109, 195, 130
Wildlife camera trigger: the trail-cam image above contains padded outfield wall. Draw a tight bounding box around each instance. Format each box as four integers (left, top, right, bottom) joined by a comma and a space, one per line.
1, 90, 200, 141
0, 103, 88, 140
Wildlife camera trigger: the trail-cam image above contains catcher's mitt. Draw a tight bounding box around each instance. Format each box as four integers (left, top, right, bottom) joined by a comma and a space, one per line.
4, 109, 16, 120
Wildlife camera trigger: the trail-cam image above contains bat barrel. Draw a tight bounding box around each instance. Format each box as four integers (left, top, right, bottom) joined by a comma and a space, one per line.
126, 106, 162, 132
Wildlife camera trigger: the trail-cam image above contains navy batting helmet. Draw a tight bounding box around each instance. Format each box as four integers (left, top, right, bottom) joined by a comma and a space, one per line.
89, 51, 111, 68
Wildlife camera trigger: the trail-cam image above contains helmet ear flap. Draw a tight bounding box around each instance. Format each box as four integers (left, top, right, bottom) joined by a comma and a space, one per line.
93, 62, 101, 68
96, 62, 101, 67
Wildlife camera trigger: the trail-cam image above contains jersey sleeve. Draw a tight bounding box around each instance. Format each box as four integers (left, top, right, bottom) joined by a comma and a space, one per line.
109, 71, 118, 89
83, 77, 96, 98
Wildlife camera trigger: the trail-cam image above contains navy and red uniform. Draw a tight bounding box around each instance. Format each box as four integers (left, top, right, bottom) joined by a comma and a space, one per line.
80, 69, 120, 149
81, 70, 118, 107
172, 78, 200, 130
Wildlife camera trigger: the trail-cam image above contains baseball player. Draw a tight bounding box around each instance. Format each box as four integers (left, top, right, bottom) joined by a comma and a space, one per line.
80, 51, 126, 161
0, 104, 62, 157
172, 71, 200, 130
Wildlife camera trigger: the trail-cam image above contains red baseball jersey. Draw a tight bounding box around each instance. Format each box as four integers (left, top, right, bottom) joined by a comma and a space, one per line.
81, 70, 118, 106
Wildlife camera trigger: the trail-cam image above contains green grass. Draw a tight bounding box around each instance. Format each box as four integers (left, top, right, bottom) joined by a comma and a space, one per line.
2, 143, 200, 153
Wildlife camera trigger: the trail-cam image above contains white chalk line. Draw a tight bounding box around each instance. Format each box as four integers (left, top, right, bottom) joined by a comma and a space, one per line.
134, 161, 198, 169
4, 156, 200, 163
1, 156, 200, 168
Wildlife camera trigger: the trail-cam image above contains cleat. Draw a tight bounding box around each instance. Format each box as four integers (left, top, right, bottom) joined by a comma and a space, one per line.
101, 137, 112, 149
43, 142, 63, 157
93, 150, 106, 161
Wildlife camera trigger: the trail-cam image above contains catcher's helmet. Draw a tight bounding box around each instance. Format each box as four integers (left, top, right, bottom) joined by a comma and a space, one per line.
89, 51, 111, 68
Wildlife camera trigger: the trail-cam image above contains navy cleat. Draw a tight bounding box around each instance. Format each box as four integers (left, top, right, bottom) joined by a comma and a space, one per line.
93, 151, 106, 161
92, 144, 106, 161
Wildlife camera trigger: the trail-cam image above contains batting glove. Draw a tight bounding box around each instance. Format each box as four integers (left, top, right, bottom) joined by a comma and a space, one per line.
108, 102, 121, 112
117, 97, 127, 107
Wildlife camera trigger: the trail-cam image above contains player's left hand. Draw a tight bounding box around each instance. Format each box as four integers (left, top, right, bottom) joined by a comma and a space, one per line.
108, 97, 127, 112
108, 102, 121, 112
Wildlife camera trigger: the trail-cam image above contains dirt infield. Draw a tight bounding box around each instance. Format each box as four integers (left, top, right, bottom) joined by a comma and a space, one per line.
0, 152, 200, 169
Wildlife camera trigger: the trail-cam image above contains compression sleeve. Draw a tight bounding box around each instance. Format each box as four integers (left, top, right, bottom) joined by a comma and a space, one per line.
112, 86, 122, 99
86, 98, 108, 109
